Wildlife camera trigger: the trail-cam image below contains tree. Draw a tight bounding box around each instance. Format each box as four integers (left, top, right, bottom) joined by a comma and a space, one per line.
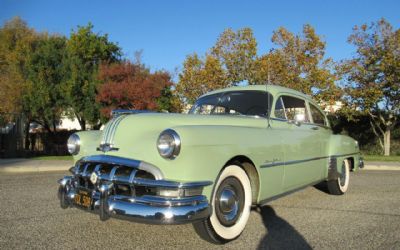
23, 35, 69, 134
339, 19, 399, 156
157, 85, 179, 112
176, 26, 338, 108
66, 23, 121, 130
254, 25, 339, 104
176, 53, 227, 104
0, 17, 37, 117
211, 28, 258, 84
97, 61, 173, 120
0, 17, 42, 150
176, 28, 256, 106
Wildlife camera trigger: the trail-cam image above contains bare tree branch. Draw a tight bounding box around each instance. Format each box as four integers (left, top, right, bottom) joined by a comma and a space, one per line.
369, 119, 384, 150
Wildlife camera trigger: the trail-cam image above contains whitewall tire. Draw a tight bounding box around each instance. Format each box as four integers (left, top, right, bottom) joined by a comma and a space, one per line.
327, 159, 350, 195
193, 164, 252, 244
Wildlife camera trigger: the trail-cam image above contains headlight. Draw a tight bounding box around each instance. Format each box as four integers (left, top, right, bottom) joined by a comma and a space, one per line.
67, 134, 80, 155
157, 129, 181, 159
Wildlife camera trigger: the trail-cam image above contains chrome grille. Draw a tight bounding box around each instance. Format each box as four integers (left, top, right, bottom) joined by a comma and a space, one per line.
74, 161, 156, 197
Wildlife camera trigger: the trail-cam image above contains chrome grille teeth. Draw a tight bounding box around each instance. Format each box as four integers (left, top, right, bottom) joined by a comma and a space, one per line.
74, 162, 151, 197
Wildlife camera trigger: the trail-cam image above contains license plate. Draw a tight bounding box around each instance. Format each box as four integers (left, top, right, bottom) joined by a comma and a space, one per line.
74, 190, 92, 208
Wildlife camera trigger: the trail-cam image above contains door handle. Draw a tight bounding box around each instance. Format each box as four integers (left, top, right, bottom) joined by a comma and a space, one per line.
311, 126, 319, 130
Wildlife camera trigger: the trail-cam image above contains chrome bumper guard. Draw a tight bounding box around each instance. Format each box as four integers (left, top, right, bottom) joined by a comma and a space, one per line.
57, 156, 212, 225
358, 157, 364, 169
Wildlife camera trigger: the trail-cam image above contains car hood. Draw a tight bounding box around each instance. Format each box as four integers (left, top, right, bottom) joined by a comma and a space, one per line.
105, 112, 264, 143
93, 112, 265, 159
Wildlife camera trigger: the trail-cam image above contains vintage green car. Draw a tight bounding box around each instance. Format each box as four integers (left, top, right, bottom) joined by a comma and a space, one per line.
58, 85, 363, 243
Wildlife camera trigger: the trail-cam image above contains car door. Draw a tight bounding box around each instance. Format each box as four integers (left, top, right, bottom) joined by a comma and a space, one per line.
308, 101, 332, 179
273, 94, 323, 191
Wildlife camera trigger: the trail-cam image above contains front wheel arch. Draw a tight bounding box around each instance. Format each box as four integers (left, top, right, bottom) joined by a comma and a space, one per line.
226, 155, 260, 205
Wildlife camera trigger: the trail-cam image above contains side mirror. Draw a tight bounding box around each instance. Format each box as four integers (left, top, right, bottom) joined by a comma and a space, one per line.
288, 114, 305, 126
288, 119, 301, 126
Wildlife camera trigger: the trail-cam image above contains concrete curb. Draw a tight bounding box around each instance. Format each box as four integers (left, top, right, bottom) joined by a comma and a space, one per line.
0, 165, 71, 173
0, 159, 72, 174
363, 164, 400, 171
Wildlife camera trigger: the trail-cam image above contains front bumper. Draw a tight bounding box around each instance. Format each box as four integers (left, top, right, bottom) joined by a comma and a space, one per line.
57, 155, 212, 224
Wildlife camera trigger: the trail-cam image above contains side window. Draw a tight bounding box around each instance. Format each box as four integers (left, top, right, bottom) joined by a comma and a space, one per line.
274, 95, 310, 122
274, 97, 287, 119
310, 103, 326, 126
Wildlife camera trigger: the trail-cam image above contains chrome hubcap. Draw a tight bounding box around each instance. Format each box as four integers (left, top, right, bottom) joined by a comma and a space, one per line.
215, 177, 244, 226
219, 187, 239, 221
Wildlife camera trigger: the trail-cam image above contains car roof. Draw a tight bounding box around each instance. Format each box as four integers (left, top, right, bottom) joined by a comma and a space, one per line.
200, 84, 312, 101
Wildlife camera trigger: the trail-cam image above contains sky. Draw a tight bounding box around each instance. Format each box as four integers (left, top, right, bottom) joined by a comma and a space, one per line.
1, 0, 399, 76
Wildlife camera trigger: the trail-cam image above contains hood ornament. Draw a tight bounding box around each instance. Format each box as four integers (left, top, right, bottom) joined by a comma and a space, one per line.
97, 143, 119, 153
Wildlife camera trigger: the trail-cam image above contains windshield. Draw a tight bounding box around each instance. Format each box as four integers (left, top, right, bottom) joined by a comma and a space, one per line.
189, 90, 273, 117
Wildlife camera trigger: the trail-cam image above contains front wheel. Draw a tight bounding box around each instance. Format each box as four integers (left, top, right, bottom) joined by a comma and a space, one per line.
193, 165, 252, 244
327, 159, 350, 195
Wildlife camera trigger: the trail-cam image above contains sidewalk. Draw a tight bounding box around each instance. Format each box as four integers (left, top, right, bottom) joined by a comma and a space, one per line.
0, 158, 399, 174
0, 158, 72, 173
363, 161, 400, 171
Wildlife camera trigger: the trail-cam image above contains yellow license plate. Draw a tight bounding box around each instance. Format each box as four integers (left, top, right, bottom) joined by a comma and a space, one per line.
74, 190, 92, 208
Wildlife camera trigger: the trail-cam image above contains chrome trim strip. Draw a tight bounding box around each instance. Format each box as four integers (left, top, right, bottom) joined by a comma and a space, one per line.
131, 179, 213, 189
270, 117, 331, 129
102, 117, 115, 145
101, 114, 127, 147
106, 115, 124, 145
260, 152, 360, 168
109, 114, 127, 144
111, 109, 155, 117
105, 116, 119, 143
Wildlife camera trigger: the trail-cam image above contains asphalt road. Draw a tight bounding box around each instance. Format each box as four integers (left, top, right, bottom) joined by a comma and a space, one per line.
0, 170, 399, 249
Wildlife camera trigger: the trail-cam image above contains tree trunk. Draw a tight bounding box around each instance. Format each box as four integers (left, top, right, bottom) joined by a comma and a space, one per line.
75, 112, 86, 131
369, 119, 384, 153
24, 121, 30, 151
80, 119, 86, 131
384, 129, 391, 156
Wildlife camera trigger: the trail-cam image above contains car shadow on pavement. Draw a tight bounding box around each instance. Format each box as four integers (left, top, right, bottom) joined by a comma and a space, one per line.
313, 181, 330, 194
257, 205, 312, 250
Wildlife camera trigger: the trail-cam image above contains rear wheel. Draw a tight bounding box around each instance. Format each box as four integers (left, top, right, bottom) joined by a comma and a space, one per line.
327, 159, 350, 195
193, 165, 252, 244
